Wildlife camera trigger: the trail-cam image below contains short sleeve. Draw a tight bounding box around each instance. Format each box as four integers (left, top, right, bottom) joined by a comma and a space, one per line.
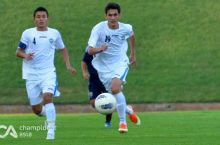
55, 31, 65, 49
18, 31, 29, 49
125, 24, 134, 39
88, 26, 99, 48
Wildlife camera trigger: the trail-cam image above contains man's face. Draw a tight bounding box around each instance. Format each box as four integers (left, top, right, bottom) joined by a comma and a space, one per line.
105, 9, 120, 25
34, 11, 48, 29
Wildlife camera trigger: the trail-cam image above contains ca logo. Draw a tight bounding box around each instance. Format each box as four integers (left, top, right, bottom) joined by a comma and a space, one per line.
0, 125, 18, 139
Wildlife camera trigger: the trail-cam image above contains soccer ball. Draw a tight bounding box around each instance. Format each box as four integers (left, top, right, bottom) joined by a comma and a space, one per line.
95, 93, 117, 114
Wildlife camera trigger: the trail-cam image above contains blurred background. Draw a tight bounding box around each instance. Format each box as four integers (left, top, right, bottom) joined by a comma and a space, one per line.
0, 0, 220, 105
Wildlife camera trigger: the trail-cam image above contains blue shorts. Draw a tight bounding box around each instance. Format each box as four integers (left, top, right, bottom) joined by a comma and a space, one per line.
88, 78, 106, 100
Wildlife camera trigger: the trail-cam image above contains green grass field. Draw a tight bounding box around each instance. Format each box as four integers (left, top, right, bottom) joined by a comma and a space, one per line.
0, 111, 220, 145
1, 0, 220, 104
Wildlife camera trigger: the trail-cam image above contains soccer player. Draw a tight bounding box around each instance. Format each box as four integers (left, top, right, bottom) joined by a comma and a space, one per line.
81, 46, 112, 128
16, 7, 77, 140
88, 2, 141, 133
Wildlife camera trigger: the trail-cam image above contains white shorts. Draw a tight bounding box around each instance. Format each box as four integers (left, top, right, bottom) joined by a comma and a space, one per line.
98, 66, 129, 92
25, 71, 60, 105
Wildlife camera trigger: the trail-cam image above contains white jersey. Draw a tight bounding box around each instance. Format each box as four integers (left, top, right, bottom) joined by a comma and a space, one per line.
88, 21, 133, 72
18, 27, 65, 80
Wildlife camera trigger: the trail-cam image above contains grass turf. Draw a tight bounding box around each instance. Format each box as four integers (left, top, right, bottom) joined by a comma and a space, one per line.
1, 0, 220, 104
0, 111, 219, 145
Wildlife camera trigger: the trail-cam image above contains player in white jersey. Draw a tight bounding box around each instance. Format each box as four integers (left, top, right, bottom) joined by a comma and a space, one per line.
88, 2, 141, 133
16, 7, 77, 140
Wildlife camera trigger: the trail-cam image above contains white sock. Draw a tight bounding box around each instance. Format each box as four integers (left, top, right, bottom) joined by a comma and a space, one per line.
126, 105, 133, 115
114, 92, 126, 124
40, 105, 46, 116
45, 103, 56, 130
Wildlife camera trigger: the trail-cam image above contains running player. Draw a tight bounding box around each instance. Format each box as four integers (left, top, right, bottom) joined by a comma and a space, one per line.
87, 2, 141, 133
16, 7, 77, 139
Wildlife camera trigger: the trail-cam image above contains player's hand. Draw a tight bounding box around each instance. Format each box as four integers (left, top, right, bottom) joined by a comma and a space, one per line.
67, 66, 77, 76
83, 72, 89, 80
25, 53, 34, 60
130, 54, 136, 66
99, 43, 108, 52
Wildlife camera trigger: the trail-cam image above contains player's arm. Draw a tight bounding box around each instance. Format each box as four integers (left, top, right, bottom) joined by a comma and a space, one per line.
88, 27, 108, 55
16, 42, 33, 60
60, 48, 77, 75
129, 34, 136, 65
81, 61, 89, 80
88, 44, 108, 55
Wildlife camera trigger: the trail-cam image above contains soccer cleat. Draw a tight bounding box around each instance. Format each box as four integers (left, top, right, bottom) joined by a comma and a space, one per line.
118, 123, 128, 133
104, 122, 112, 128
128, 106, 141, 125
46, 129, 55, 140
45, 121, 56, 140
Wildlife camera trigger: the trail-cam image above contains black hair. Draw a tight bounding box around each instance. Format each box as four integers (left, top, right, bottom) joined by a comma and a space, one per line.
105, 2, 121, 14
33, 7, 49, 17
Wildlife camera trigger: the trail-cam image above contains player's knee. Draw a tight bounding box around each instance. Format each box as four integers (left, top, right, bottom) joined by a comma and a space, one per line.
32, 107, 42, 116
43, 93, 53, 104
111, 78, 122, 94
111, 86, 120, 94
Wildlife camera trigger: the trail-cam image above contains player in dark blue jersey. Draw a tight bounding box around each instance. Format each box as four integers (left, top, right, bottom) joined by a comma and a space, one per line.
81, 47, 112, 128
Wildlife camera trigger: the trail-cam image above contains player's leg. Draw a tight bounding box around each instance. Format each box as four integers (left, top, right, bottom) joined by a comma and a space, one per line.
43, 92, 56, 140
88, 81, 96, 108
89, 97, 112, 127
41, 73, 58, 140
126, 105, 141, 125
32, 104, 46, 116
89, 99, 95, 108
90, 79, 113, 128
105, 114, 112, 128
112, 66, 141, 132
98, 70, 126, 132
98, 80, 113, 128
111, 77, 128, 133
112, 86, 140, 126
89, 96, 112, 128
26, 80, 45, 116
